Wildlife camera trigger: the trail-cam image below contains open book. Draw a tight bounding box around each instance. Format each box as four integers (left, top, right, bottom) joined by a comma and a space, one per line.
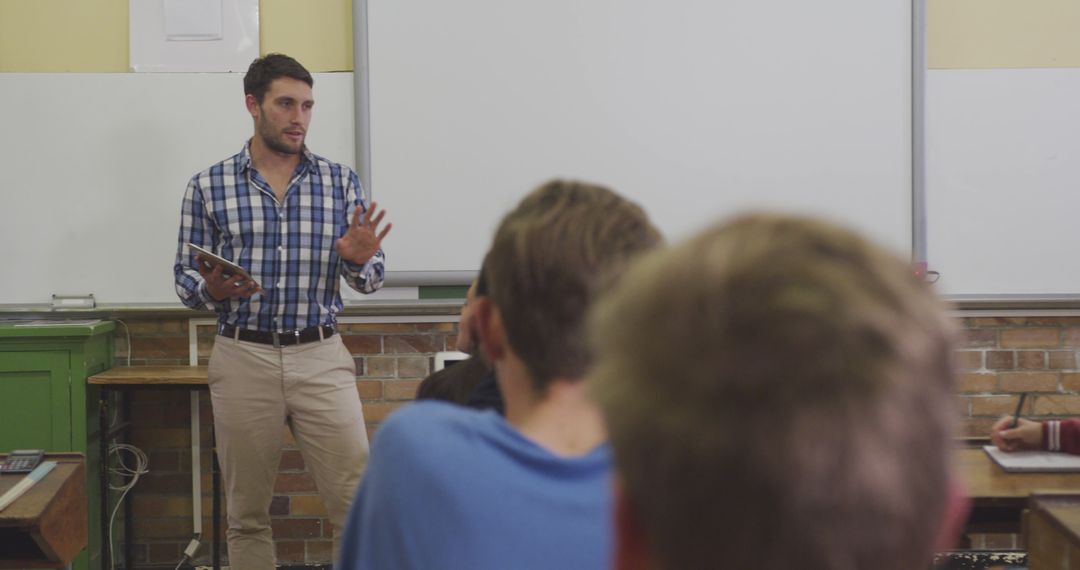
983, 445, 1080, 473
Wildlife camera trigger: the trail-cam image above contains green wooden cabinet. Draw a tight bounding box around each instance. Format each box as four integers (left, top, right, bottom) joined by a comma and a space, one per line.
0, 320, 115, 570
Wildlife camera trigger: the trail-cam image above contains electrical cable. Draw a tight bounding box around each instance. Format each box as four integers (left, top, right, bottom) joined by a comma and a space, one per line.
107, 443, 149, 570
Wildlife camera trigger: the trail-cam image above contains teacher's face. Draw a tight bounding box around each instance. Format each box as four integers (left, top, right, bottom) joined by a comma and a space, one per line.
250, 77, 313, 155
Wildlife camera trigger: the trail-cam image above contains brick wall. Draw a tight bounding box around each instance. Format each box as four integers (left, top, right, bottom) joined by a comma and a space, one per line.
108, 312, 1079, 566
110, 315, 458, 568
955, 316, 1080, 438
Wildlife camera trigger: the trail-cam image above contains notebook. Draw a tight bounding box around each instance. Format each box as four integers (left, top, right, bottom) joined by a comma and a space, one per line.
983, 445, 1080, 473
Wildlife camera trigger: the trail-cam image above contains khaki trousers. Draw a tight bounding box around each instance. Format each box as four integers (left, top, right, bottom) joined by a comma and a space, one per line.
208, 333, 369, 570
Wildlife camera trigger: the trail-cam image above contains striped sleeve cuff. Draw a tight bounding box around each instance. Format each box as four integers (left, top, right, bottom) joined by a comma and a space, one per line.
1045, 420, 1061, 451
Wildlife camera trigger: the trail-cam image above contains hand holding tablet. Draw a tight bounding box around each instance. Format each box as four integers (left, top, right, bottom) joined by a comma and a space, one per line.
188, 243, 261, 300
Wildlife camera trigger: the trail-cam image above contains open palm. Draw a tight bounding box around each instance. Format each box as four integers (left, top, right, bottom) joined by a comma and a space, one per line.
336, 202, 392, 265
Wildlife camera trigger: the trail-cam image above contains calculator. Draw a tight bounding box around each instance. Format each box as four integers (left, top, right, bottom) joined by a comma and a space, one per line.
0, 450, 44, 474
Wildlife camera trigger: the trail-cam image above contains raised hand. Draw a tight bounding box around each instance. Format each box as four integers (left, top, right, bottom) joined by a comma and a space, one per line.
336, 202, 392, 265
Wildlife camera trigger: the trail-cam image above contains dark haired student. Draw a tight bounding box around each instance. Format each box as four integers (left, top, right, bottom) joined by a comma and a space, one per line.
173, 53, 391, 569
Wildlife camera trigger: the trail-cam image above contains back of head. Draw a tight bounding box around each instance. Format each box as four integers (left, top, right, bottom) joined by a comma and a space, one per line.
589, 213, 956, 570
485, 179, 661, 393
243, 53, 313, 103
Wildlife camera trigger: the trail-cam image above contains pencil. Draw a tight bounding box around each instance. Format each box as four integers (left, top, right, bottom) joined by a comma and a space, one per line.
1011, 392, 1027, 429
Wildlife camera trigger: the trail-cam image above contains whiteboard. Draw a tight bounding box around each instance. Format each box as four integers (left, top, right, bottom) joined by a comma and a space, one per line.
0, 73, 355, 306
1, 0, 914, 306
367, 0, 913, 274
927, 68, 1080, 297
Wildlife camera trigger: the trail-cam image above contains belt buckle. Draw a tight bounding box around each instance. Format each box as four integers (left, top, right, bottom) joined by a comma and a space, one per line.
294, 329, 301, 344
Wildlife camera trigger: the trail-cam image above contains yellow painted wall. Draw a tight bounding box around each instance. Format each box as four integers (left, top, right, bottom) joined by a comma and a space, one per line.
929, 0, 1080, 69
0, 0, 352, 72
262, 0, 354, 72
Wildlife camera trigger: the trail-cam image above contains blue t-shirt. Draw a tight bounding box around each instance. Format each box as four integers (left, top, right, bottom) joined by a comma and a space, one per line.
337, 401, 613, 570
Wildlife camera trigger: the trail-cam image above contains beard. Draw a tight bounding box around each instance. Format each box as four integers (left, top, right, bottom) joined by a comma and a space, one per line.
256, 117, 303, 155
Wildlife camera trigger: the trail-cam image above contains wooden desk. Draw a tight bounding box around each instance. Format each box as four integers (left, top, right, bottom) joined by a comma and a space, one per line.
0, 454, 86, 569
1026, 494, 1080, 569
87, 366, 219, 570
959, 447, 1080, 534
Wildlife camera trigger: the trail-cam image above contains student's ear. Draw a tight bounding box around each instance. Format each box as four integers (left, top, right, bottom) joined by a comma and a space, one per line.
613, 477, 653, 570
245, 94, 261, 119
473, 297, 506, 363
933, 477, 971, 551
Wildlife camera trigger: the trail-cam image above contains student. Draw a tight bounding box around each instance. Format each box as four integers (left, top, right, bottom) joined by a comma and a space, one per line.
415, 275, 492, 406
587, 213, 968, 570
991, 416, 1080, 454
337, 180, 662, 570
173, 54, 390, 569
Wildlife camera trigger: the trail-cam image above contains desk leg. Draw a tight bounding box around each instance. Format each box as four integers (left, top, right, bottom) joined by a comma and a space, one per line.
122, 393, 132, 570
99, 389, 109, 570
212, 422, 221, 570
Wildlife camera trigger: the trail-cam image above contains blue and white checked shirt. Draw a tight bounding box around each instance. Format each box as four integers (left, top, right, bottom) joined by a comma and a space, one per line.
174, 142, 385, 332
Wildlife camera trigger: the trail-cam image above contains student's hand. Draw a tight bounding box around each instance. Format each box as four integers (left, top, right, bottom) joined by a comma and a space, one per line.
196, 254, 261, 301
336, 202, 392, 265
990, 416, 1042, 452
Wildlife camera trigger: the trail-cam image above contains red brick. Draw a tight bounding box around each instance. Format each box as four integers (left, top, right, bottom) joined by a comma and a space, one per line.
953, 350, 983, 371
147, 542, 182, 564
279, 449, 305, 470
397, 356, 430, 378
148, 450, 181, 472
1050, 351, 1078, 370
342, 323, 417, 333
385, 335, 440, 354
1062, 328, 1080, 347
986, 351, 1015, 370
136, 472, 192, 494
307, 540, 334, 563
1063, 373, 1080, 391
363, 356, 396, 378
271, 518, 323, 539
131, 517, 191, 540
385, 379, 422, 401
416, 322, 458, 333
356, 380, 383, 400
132, 495, 192, 517
131, 336, 191, 359
130, 428, 191, 449
957, 373, 996, 393
1001, 328, 1059, 349
960, 329, 998, 348
959, 417, 997, 438
1018, 351, 1047, 370
967, 317, 1006, 327
274, 472, 318, 493
1033, 395, 1080, 416
970, 395, 1021, 417
363, 401, 408, 423
341, 334, 381, 355
276, 540, 306, 563
290, 495, 328, 516
270, 495, 290, 516
1000, 372, 1058, 392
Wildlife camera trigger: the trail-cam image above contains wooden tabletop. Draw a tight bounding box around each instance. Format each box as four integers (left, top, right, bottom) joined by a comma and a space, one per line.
958, 447, 1080, 506
87, 365, 208, 385
0, 454, 86, 568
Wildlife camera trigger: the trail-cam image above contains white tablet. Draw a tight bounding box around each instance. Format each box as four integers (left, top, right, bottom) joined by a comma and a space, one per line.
187, 243, 253, 282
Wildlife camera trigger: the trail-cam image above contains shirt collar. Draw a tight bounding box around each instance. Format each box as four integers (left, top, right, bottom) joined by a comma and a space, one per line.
237, 139, 316, 174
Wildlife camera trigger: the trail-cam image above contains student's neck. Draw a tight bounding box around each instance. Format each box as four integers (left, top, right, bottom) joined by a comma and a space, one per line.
249, 136, 301, 176
499, 358, 606, 457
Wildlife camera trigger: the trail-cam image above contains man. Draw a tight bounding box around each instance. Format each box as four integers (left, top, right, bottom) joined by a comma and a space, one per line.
173, 53, 390, 569
338, 180, 662, 569
588, 214, 969, 570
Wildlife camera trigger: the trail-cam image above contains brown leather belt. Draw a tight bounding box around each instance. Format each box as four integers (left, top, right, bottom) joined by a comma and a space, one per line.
218, 324, 335, 347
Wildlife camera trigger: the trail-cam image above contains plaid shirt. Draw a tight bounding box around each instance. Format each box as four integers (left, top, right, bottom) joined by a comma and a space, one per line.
174, 142, 385, 332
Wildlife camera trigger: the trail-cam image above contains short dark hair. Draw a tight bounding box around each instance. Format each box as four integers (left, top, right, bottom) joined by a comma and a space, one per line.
485, 180, 661, 394
243, 53, 313, 104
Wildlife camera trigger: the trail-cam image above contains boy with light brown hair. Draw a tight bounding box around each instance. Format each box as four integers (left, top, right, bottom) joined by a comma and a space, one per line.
589, 213, 969, 570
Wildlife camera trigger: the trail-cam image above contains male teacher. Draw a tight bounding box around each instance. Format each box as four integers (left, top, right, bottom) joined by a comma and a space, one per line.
173, 53, 390, 569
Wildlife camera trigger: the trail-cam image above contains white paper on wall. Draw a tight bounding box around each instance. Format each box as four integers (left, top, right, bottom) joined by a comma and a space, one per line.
130, 0, 259, 72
